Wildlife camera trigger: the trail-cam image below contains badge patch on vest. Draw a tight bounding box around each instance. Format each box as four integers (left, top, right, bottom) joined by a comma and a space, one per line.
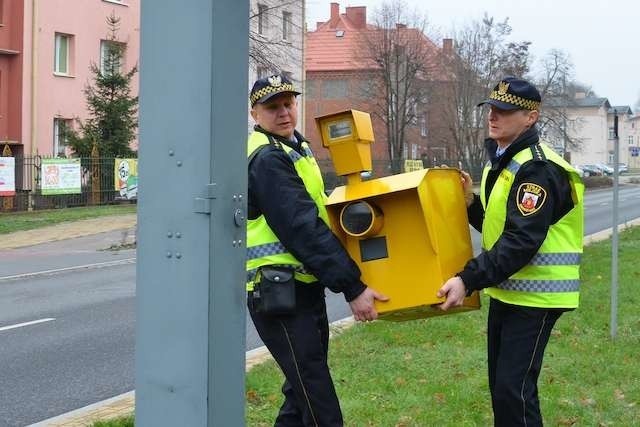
516, 183, 547, 216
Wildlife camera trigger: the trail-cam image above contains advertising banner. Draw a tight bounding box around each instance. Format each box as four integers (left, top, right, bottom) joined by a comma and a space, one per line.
115, 158, 138, 199
41, 158, 82, 195
403, 159, 424, 172
0, 156, 15, 196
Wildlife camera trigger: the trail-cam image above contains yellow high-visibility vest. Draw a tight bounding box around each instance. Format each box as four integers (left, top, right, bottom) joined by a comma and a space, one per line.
246, 131, 330, 290
480, 142, 584, 308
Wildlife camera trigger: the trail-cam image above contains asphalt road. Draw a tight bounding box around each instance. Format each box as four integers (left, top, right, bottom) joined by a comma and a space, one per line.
1, 185, 639, 426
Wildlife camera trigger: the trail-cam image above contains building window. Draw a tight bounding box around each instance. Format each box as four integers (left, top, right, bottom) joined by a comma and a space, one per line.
411, 143, 418, 160
629, 135, 634, 145
100, 40, 123, 75
608, 127, 616, 139
53, 118, 71, 157
420, 115, 427, 137
402, 144, 408, 160
54, 33, 72, 74
282, 11, 292, 41
257, 4, 268, 35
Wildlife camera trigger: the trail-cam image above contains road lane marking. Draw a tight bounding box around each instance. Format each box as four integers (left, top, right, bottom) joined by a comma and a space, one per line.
0, 318, 55, 332
0, 258, 136, 282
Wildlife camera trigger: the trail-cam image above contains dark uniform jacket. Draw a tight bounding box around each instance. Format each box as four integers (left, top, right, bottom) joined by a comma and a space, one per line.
248, 126, 367, 302
458, 126, 576, 292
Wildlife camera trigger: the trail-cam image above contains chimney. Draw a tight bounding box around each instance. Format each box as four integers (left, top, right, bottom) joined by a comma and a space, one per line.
346, 6, 366, 29
575, 92, 586, 99
330, 2, 340, 21
442, 38, 453, 55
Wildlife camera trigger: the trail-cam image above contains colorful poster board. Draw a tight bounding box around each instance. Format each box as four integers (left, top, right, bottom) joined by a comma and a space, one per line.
115, 158, 138, 199
41, 158, 82, 195
0, 156, 15, 196
403, 159, 424, 172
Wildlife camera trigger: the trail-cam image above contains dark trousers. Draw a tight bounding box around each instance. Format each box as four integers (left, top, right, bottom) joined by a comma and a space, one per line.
487, 298, 563, 427
248, 284, 343, 427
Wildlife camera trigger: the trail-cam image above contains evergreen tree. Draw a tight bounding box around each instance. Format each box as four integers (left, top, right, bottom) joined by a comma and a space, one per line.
65, 12, 138, 158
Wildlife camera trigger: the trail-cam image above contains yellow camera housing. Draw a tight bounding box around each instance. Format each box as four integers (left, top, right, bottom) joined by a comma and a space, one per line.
316, 109, 480, 321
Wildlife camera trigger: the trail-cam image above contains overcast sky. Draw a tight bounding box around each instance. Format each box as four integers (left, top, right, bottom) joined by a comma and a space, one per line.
305, 0, 639, 110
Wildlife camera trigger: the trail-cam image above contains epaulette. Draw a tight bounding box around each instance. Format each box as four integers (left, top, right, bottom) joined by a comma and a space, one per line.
530, 144, 546, 162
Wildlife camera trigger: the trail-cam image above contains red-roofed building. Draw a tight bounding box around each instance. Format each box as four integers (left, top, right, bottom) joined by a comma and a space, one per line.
304, 2, 456, 177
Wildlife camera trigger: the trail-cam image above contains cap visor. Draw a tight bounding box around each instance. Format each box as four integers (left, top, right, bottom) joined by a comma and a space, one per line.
477, 99, 521, 111
256, 90, 301, 105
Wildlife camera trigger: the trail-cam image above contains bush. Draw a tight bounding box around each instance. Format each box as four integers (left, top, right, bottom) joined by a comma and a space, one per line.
583, 175, 612, 188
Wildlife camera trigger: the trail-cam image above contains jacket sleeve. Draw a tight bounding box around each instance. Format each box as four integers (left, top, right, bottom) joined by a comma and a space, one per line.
458, 161, 559, 291
248, 147, 366, 302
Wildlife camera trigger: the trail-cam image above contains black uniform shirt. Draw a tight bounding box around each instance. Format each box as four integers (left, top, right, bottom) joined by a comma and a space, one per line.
247, 126, 367, 302
459, 126, 575, 292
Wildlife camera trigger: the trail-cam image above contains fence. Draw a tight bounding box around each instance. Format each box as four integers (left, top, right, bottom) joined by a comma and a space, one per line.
316, 158, 482, 191
0, 155, 137, 213
1, 155, 477, 213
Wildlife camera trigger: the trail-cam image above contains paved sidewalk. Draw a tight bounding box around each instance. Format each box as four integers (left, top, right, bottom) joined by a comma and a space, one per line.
0, 214, 137, 250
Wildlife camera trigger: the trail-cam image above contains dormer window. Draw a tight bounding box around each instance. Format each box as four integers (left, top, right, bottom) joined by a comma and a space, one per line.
336, 30, 345, 37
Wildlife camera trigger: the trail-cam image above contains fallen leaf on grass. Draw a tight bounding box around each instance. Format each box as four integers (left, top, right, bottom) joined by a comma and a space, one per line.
580, 397, 596, 406
433, 392, 446, 404
557, 416, 579, 425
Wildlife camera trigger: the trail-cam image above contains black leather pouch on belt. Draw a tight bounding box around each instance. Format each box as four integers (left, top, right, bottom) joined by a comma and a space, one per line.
254, 266, 296, 315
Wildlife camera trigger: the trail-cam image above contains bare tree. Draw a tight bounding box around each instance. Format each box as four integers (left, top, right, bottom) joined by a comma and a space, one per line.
249, 1, 302, 75
444, 15, 531, 178
534, 49, 585, 157
356, 0, 439, 173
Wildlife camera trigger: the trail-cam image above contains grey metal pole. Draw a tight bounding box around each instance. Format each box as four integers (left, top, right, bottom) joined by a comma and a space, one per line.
611, 110, 619, 339
136, 1, 248, 425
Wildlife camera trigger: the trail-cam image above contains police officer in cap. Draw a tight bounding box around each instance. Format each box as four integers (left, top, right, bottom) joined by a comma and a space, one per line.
246, 73, 388, 426
437, 76, 584, 426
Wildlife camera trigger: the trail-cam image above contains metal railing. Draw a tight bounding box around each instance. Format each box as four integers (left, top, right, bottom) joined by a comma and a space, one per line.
1, 155, 137, 213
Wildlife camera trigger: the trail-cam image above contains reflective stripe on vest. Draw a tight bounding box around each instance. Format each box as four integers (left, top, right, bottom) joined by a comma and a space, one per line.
481, 142, 584, 308
246, 131, 329, 291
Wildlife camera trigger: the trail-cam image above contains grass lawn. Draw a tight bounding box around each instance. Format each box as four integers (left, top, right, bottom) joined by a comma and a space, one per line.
0, 204, 136, 235
92, 416, 134, 427
246, 226, 640, 426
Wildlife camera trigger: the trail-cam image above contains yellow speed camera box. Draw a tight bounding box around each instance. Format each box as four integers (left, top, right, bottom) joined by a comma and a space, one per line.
316, 109, 479, 321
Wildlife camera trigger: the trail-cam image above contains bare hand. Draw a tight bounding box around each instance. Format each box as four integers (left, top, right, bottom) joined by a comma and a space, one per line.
460, 171, 474, 207
349, 287, 389, 322
436, 276, 467, 311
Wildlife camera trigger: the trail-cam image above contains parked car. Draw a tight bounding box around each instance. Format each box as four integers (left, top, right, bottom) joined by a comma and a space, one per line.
574, 165, 585, 177
579, 164, 603, 177
607, 163, 628, 174
596, 163, 614, 176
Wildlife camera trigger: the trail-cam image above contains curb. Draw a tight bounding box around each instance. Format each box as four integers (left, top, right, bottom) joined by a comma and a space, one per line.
30, 316, 357, 426
0, 214, 137, 250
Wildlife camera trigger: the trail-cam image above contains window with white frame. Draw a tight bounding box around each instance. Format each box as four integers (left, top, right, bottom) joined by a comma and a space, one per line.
257, 4, 268, 35
629, 135, 634, 145
411, 143, 418, 159
100, 40, 123, 75
282, 11, 292, 41
608, 127, 616, 139
420, 115, 427, 137
402, 144, 408, 160
54, 33, 72, 75
53, 118, 71, 157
